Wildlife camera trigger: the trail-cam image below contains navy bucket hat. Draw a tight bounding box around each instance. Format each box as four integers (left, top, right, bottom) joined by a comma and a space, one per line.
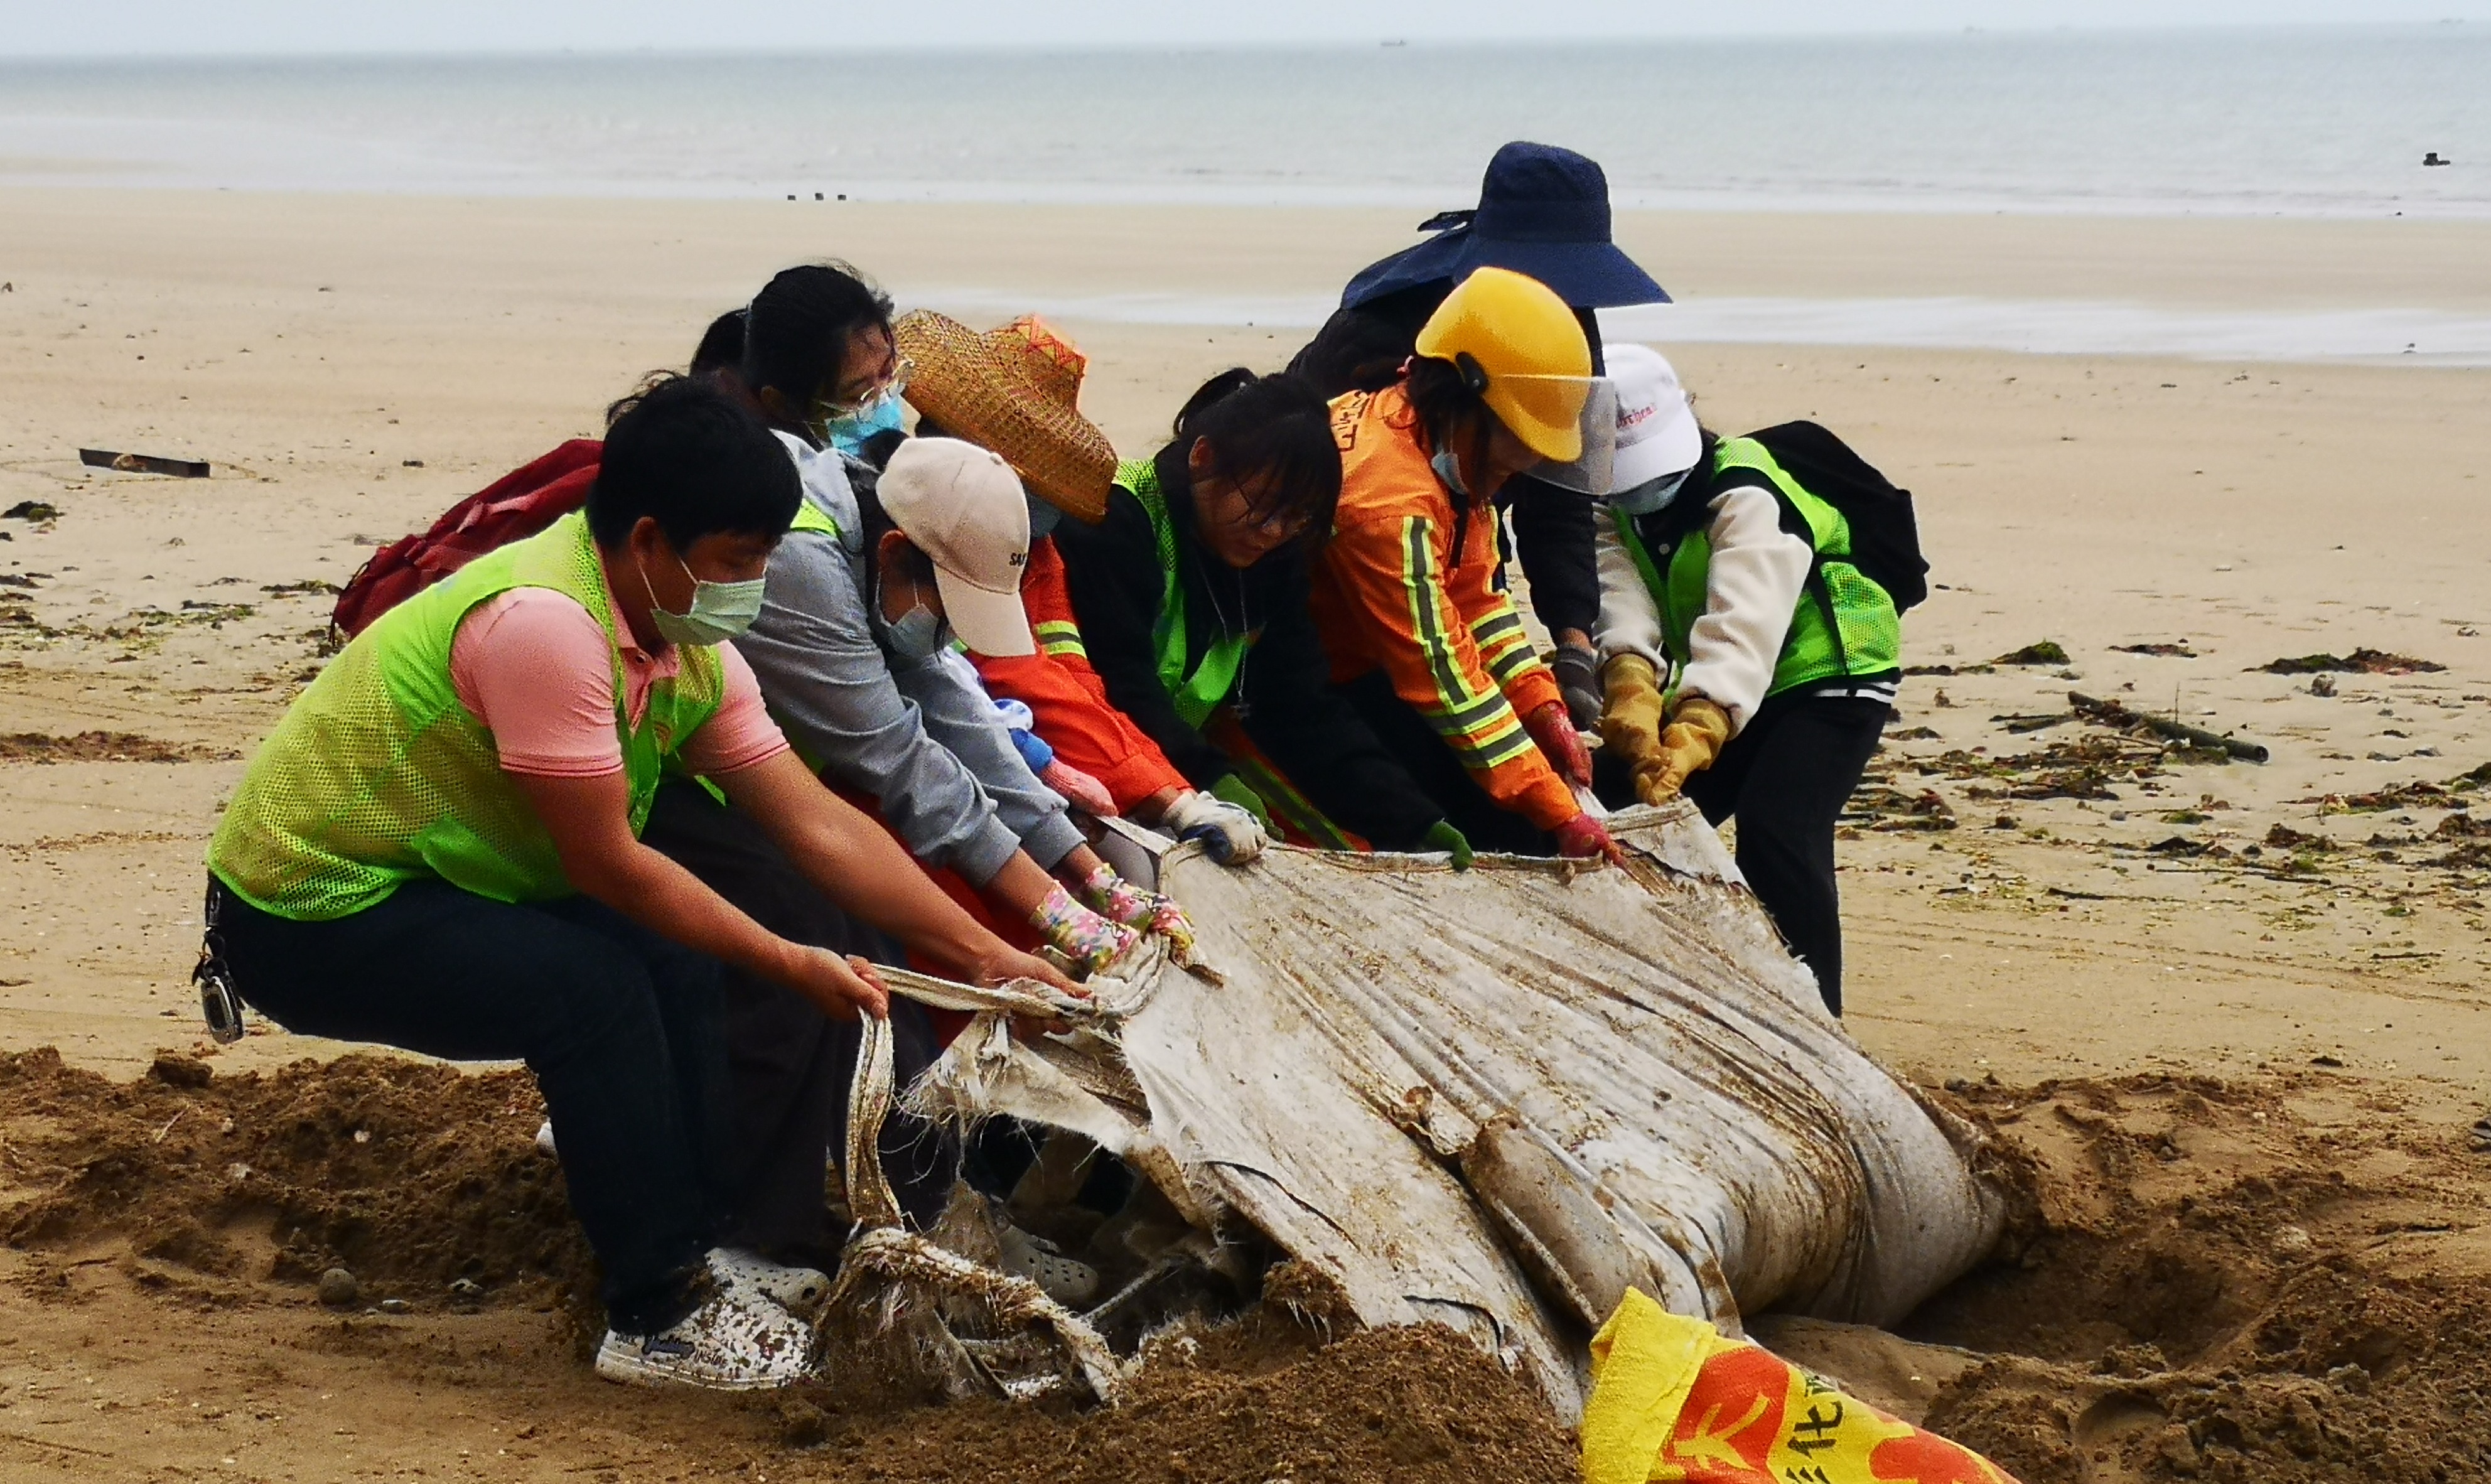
1342, 141, 1669, 311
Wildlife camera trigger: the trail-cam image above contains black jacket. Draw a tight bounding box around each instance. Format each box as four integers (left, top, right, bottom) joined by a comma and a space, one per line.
1054, 444, 1446, 850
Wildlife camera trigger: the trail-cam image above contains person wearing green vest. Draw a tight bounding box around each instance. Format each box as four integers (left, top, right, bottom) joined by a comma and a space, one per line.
197, 376, 1073, 1392
1055, 368, 1467, 861
1590, 345, 1903, 1016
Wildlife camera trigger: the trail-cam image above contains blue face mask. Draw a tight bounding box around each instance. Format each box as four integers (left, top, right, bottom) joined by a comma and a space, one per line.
823, 390, 907, 459
885, 594, 949, 662
1610, 466, 1693, 517
1428, 446, 1470, 500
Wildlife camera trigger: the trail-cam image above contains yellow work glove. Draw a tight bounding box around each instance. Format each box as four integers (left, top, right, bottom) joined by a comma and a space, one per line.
1598, 653, 1667, 790
1647, 696, 1733, 804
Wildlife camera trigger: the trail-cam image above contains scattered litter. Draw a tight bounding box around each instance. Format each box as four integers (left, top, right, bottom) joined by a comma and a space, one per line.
2264, 823, 2333, 851
78, 448, 212, 479
2255, 648, 2444, 675
1844, 783, 1958, 831
2111, 641, 2197, 657
1993, 641, 2070, 665
1991, 712, 2074, 734
1903, 662, 1994, 677
2070, 691, 2270, 763
0, 731, 240, 763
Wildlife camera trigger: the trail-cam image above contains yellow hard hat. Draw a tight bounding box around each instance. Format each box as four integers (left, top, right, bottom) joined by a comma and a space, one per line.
1412, 266, 1594, 463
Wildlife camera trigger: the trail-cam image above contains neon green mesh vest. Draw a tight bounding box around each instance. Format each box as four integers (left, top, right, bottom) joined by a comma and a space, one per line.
207, 511, 725, 921
1116, 458, 1250, 729
1613, 436, 1902, 704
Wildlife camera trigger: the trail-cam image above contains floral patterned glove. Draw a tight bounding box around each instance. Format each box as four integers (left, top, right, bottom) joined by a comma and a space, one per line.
1028, 883, 1138, 975
1077, 863, 1197, 959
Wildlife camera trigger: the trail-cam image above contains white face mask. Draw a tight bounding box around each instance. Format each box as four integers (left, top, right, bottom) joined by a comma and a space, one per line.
883, 591, 949, 662
1610, 466, 1694, 517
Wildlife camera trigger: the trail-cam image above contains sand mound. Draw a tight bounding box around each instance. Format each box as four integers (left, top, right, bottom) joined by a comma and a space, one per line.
0, 1046, 587, 1308
1897, 1072, 2491, 1483
9, 1048, 2491, 1482
0, 1048, 1578, 1481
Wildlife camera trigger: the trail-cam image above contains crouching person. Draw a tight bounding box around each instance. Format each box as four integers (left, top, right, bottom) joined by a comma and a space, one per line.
196, 376, 1070, 1391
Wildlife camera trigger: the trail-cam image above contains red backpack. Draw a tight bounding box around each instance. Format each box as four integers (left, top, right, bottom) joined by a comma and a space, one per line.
331, 439, 604, 637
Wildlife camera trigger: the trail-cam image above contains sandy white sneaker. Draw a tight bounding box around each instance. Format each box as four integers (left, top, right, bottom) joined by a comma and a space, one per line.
994, 1222, 1100, 1308
593, 1283, 815, 1391
707, 1246, 831, 1321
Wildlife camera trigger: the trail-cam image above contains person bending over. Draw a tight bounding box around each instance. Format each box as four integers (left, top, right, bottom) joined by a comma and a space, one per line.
197, 376, 1069, 1393
718, 269, 1187, 970
891, 309, 1266, 865
1057, 368, 1470, 861
1591, 345, 1905, 1015
1309, 267, 1622, 863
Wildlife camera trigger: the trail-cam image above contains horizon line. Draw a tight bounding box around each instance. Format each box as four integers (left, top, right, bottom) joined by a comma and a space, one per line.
1, 17, 2477, 64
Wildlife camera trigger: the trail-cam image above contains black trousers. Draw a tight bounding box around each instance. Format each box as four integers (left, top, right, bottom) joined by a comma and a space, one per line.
1600, 692, 1887, 1016
214, 877, 725, 1334
1334, 671, 1556, 857
640, 780, 955, 1258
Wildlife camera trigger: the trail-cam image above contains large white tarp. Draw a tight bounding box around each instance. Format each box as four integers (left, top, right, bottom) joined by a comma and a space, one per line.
885, 800, 2005, 1417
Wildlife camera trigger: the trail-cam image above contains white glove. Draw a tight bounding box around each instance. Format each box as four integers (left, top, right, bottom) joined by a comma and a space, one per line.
1160, 788, 1267, 865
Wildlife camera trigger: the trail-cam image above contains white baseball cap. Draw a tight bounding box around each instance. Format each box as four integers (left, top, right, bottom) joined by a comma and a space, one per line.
1605, 342, 1702, 492
877, 437, 1036, 658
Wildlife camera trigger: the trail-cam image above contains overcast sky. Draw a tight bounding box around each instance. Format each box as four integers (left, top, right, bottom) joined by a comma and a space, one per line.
3, 0, 2487, 56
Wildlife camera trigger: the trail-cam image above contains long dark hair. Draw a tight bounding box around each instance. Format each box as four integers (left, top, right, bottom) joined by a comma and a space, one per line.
1171, 368, 1342, 544
741, 262, 894, 416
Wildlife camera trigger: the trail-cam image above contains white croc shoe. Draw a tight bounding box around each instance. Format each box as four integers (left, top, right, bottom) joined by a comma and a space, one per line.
994, 1222, 1100, 1308
707, 1246, 832, 1321
593, 1282, 815, 1392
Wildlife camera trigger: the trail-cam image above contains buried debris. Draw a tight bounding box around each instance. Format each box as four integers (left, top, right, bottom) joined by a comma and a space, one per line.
827, 805, 2006, 1417
79, 448, 212, 478
2070, 691, 2270, 763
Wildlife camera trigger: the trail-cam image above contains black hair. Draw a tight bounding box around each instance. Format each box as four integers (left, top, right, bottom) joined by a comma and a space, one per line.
1400, 354, 1498, 503
741, 261, 895, 414
589, 374, 800, 551
689, 309, 748, 378
850, 478, 936, 614
1171, 368, 1342, 542
1285, 306, 1413, 399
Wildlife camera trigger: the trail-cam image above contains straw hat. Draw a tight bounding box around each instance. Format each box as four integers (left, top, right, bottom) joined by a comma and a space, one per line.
893, 311, 1118, 524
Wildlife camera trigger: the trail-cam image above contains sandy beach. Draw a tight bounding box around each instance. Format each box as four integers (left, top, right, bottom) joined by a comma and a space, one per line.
4, 186, 2490, 1481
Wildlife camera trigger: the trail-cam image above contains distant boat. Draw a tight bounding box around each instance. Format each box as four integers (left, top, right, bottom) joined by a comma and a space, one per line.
2424, 151, 2451, 166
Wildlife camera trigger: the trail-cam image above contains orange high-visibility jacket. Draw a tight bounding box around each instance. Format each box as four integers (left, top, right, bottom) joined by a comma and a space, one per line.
1309, 385, 1575, 831
971, 534, 1190, 812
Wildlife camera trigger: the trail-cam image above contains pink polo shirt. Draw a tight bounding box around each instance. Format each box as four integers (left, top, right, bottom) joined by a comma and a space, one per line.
449, 588, 787, 778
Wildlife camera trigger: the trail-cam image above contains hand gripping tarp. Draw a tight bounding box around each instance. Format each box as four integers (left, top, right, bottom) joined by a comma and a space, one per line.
846, 801, 2006, 1416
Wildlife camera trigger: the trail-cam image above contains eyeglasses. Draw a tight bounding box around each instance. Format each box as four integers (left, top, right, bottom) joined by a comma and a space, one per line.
818, 355, 915, 420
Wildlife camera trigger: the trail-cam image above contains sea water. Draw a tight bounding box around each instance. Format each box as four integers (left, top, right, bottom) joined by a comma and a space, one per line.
5, 27, 2488, 362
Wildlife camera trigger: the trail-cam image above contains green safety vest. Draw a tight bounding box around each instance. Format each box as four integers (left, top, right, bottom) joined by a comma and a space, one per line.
788, 498, 841, 541
1117, 458, 1252, 729
1613, 436, 1902, 704
207, 511, 725, 921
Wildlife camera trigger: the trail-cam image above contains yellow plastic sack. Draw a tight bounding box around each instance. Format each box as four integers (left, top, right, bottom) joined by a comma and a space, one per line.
1582, 1289, 2018, 1484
